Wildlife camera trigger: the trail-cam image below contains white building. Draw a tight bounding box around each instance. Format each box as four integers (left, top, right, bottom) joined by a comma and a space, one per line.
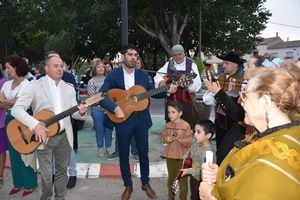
267, 40, 300, 61
255, 34, 300, 61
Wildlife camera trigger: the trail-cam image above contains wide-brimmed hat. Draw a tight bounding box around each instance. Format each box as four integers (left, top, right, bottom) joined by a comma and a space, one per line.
203, 59, 213, 66
217, 51, 245, 65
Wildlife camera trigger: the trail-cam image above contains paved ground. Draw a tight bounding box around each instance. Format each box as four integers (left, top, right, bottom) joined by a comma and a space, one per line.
0, 168, 168, 200
76, 115, 166, 164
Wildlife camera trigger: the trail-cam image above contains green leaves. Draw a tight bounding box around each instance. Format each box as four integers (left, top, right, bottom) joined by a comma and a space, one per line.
0, 0, 270, 65
44, 31, 75, 59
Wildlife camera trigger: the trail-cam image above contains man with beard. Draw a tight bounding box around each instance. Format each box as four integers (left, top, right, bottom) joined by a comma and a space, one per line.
203, 55, 267, 165
203, 51, 246, 164
99, 44, 177, 200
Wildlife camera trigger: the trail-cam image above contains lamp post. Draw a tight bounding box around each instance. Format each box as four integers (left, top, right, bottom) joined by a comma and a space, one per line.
121, 0, 128, 47
198, 0, 202, 57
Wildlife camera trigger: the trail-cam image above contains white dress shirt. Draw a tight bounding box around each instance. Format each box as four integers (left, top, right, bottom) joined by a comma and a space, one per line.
46, 75, 64, 132
154, 57, 202, 92
123, 67, 135, 90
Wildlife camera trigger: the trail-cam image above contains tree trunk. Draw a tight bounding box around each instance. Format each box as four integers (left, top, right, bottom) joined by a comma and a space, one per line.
137, 13, 188, 56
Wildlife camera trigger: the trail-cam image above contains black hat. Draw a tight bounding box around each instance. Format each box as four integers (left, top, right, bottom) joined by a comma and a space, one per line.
217, 51, 245, 65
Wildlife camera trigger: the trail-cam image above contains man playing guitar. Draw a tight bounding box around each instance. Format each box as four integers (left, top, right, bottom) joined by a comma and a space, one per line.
99, 44, 177, 200
11, 55, 88, 200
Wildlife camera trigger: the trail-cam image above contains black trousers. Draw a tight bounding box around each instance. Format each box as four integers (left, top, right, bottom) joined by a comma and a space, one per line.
190, 177, 201, 200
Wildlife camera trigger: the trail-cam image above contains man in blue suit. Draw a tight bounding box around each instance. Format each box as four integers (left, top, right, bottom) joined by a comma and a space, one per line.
99, 45, 176, 200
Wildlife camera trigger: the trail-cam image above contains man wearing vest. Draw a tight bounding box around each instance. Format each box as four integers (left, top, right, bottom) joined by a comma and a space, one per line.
203, 51, 246, 164
154, 44, 202, 127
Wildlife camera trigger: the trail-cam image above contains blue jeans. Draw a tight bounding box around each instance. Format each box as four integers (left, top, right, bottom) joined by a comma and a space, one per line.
91, 108, 112, 149
68, 149, 77, 176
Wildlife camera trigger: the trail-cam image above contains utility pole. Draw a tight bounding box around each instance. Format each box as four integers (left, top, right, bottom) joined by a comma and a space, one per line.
121, 0, 128, 47
199, 0, 202, 57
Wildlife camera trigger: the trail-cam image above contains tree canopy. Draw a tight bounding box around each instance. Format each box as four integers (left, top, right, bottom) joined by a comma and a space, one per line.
0, 0, 270, 67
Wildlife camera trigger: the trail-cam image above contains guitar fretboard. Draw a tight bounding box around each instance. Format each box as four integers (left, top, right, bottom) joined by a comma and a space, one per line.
43, 106, 79, 127
136, 85, 170, 101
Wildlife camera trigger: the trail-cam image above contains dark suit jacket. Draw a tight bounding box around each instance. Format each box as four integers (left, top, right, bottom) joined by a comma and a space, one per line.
214, 89, 246, 164
99, 67, 167, 130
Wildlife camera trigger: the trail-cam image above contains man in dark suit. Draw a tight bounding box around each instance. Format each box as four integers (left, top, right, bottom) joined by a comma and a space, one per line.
99, 44, 176, 200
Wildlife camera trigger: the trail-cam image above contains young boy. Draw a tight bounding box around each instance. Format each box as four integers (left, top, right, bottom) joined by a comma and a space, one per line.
180, 120, 216, 200
161, 101, 192, 200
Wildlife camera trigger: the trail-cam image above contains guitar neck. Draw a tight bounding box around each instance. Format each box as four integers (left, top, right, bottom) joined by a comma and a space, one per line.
43, 106, 79, 127
136, 85, 169, 101
175, 170, 183, 181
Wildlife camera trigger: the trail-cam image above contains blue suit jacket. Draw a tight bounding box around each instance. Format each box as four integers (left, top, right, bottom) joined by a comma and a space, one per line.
99, 67, 167, 130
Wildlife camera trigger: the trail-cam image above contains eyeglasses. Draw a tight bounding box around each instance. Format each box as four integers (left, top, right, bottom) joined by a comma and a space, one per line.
239, 90, 257, 102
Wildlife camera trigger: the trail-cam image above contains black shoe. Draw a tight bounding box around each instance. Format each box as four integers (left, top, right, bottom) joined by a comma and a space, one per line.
66, 176, 77, 189
107, 152, 119, 160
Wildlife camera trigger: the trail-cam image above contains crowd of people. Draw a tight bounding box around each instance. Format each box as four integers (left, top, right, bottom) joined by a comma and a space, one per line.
0, 43, 299, 200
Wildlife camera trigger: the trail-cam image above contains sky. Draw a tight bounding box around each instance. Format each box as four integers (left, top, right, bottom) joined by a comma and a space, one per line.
261, 0, 300, 41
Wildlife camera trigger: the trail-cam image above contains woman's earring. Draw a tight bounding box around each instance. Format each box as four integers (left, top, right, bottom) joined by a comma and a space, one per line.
265, 109, 269, 129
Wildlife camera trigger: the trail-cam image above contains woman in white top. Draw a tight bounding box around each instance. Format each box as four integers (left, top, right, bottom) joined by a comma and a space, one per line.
0, 55, 37, 197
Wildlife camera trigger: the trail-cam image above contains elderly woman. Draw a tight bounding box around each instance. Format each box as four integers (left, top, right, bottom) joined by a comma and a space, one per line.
87, 59, 113, 158
200, 62, 300, 200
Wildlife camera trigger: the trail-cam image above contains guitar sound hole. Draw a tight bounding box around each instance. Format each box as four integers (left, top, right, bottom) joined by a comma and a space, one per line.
128, 96, 138, 104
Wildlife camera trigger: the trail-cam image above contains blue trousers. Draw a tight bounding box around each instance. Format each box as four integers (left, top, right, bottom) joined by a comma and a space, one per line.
116, 122, 149, 187
91, 108, 112, 149
115, 134, 138, 156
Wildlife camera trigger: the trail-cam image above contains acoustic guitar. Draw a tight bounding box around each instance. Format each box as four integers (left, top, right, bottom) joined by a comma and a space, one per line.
171, 151, 192, 195
7, 93, 104, 155
106, 73, 197, 123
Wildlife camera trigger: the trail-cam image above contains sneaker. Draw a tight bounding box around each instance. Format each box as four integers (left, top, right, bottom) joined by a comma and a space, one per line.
132, 154, 139, 161
97, 149, 105, 158
107, 152, 119, 160
106, 147, 113, 155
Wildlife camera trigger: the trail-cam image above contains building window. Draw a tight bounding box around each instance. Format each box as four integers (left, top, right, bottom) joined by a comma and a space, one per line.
284, 51, 294, 60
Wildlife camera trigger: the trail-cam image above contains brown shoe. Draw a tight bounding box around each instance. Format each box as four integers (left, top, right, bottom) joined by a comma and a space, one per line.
142, 184, 156, 199
121, 186, 133, 200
